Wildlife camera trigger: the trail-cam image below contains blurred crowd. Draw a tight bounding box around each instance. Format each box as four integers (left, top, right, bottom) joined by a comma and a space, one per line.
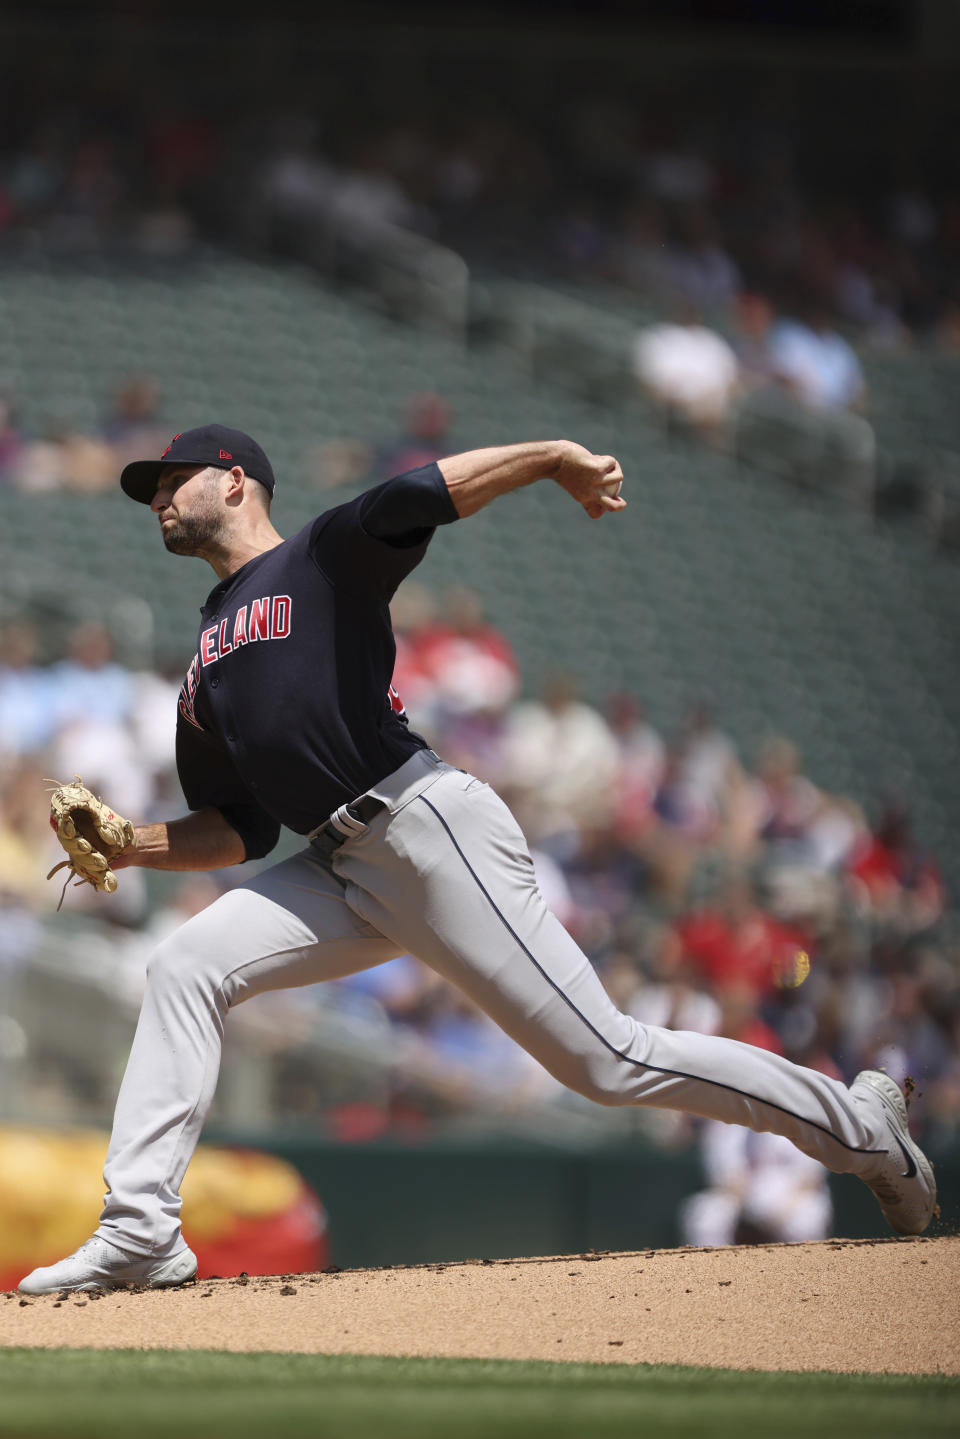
3, 53, 955, 517
0, 375, 166, 495
633, 291, 867, 430
0, 46, 957, 347
629, 291, 879, 504
260, 96, 960, 349
0, 376, 454, 499
0, 580, 957, 1158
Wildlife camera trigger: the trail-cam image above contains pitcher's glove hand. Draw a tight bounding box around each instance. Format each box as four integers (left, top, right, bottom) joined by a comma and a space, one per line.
47, 778, 135, 910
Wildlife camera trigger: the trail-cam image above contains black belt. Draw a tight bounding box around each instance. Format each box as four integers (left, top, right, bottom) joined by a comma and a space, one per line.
308, 793, 385, 864
345, 794, 386, 825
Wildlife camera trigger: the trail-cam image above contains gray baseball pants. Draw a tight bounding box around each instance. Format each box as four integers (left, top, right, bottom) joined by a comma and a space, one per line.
97, 750, 886, 1259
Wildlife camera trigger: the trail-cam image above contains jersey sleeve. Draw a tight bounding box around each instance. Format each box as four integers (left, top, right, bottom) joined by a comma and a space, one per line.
309, 463, 458, 600
176, 714, 281, 861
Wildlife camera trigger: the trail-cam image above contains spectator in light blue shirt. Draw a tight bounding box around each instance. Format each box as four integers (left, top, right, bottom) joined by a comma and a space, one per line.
769, 302, 867, 412
49, 621, 133, 730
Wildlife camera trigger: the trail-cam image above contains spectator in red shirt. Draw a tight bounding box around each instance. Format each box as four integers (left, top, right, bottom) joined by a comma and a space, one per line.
848, 800, 943, 933
414, 585, 520, 722
675, 875, 811, 1000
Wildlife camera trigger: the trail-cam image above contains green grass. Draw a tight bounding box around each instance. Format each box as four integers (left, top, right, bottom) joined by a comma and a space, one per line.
0, 1349, 957, 1439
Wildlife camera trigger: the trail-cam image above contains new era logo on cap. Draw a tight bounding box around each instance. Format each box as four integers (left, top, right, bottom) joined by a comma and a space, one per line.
120, 424, 276, 505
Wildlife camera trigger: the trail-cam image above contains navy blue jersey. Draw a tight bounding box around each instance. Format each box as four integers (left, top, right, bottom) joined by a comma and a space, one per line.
175, 464, 457, 855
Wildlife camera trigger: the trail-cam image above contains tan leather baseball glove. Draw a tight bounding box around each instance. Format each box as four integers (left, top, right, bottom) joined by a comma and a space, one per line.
46, 778, 135, 910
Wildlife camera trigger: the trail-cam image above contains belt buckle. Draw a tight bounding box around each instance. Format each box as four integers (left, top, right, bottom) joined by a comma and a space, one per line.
346, 795, 384, 826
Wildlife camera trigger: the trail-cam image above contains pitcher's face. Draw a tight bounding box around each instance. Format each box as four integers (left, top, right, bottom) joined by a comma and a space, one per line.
151, 465, 227, 557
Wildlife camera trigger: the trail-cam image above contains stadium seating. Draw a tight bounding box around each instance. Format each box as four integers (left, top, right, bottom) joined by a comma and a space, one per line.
1, 252, 958, 888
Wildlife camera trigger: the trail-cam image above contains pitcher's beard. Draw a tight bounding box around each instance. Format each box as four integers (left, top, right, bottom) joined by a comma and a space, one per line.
161, 511, 224, 557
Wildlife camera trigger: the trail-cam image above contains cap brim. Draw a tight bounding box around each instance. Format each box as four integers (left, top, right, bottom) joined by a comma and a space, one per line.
120, 460, 168, 504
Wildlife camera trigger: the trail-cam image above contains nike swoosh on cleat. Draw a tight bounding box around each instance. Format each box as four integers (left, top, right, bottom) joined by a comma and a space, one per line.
892, 1134, 918, 1179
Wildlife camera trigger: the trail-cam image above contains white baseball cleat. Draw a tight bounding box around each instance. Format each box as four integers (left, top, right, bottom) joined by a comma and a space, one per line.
18, 1236, 198, 1295
851, 1069, 938, 1236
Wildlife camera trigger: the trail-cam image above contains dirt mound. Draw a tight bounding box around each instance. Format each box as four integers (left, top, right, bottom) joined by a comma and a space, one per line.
3, 1236, 958, 1374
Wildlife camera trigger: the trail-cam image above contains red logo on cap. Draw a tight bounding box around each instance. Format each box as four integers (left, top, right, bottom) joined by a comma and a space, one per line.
219, 449, 232, 460
160, 433, 182, 458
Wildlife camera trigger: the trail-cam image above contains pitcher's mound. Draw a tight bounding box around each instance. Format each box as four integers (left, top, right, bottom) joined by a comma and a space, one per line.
4, 1236, 958, 1374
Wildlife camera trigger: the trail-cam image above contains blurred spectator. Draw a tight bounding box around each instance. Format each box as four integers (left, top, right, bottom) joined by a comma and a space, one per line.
671, 875, 810, 1001
101, 375, 166, 466
417, 988, 560, 1107
503, 673, 620, 836
333, 139, 422, 233
768, 300, 867, 412
633, 307, 740, 437
562, 824, 647, 939
661, 213, 741, 311
261, 133, 339, 226
377, 393, 453, 481
798, 795, 865, 876
638, 708, 741, 907
15, 422, 114, 494
734, 295, 877, 501
0, 620, 55, 759
643, 130, 714, 207
728, 292, 779, 393
308, 437, 374, 492
681, 1120, 832, 1246
671, 702, 740, 823
607, 693, 666, 840
847, 800, 944, 935
50, 622, 134, 730
411, 585, 519, 726
749, 736, 821, 852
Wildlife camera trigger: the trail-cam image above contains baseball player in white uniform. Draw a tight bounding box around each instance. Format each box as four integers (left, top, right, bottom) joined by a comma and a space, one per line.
20, 426, 936, 1293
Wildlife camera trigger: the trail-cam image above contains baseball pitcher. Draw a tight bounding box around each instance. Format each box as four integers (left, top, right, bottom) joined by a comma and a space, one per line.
20, 425, 936, 1293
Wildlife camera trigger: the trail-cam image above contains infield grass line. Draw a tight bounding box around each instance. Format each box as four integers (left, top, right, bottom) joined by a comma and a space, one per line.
0, 1349, 957, 1439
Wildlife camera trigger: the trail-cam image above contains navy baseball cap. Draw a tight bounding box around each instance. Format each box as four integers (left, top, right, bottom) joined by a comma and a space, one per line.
120, 424, 276, 504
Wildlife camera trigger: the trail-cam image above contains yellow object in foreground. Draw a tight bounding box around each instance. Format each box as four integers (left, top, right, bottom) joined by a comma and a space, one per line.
0, 1125, 306, 1274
